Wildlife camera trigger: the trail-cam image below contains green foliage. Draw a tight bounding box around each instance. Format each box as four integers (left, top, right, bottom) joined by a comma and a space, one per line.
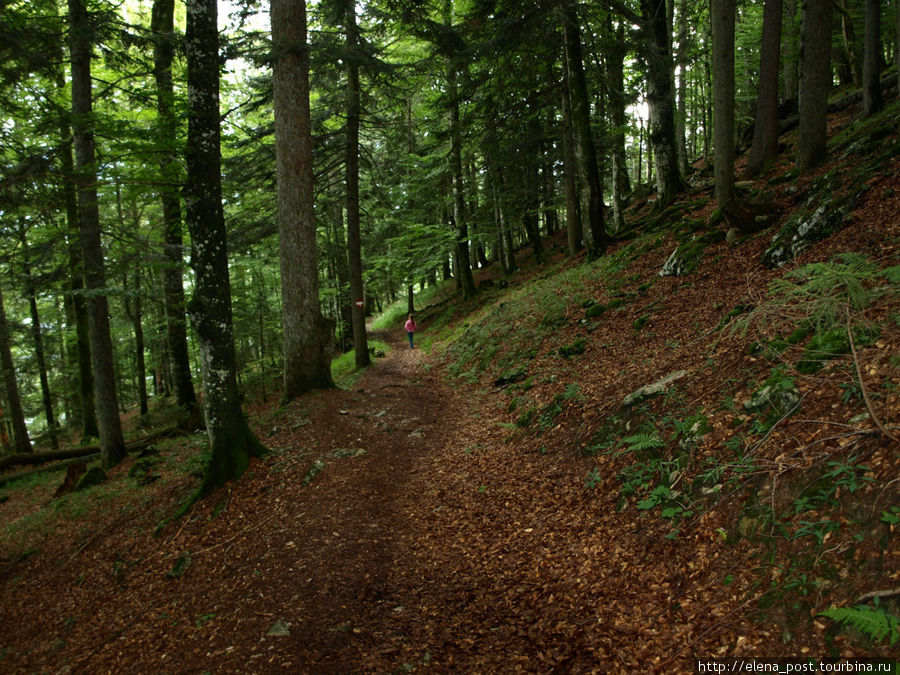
620, 432, 665, 454
745, 253, 895, 338
819, 604, 899, 646
584, 468, 602, 490
558, 338, 587, 359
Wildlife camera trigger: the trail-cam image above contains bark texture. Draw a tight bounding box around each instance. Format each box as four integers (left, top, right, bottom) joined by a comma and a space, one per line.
0, 283, 33, 454
185, 0, 264, 493
152, 0, 198, 415
640, 0, 687, 206
862, 0, 883, 117
345, 0, 370, 369
562, 0, 605, 257
272, 0, 335, 396
68, 0, 126, 468
745, 0, 783, 178
711, 0, 735, 211
797, 0, 833, 172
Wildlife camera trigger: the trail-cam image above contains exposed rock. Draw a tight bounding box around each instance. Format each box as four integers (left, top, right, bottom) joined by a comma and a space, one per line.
762, 204, 846, 268
622, 370, 690, 408
743, 383, 801, 416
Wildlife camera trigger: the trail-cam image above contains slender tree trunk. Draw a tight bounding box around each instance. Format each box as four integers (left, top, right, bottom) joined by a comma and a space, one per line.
540, 143, 558, 237
641, 0, 687, 206
345, 0, 370, 368
68, 0, 125, 468
330, 202, 353, 352
153, 0, 198, 416
19, 231, 58, 448
675, 0, 691, 176
862, 0, 883, 116
0, 283, 32, 454
123, 270, 149, 416
606, 14, 630, 234
839, 0, 863, 86
22, 252, 58, 448
797, 0, 833, 172
560, 63, 582, 257
446, 46, 477, 296
561, 0, 605, 257
712, 0, 736, 211
185, 0, 265, 494
746, 0, 784, 178
272, 0, 334, 396
782, 0, 800, 106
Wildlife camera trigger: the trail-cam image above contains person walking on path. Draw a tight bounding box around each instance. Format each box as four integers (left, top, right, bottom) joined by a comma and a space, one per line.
404, 314, 417, 349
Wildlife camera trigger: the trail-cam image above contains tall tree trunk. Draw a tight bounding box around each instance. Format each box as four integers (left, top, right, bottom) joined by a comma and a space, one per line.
55, 0, 97, 441
68, 0, 126, 468
561, 0, 605, 257
746, 0, 784, 178
862, 0, 883, 117
640, 0, 687, 206
185, 0, 265, 494
797, 0, 833, 173
272, 0, 334, 396
0, 282, 32, 454
675, 0, 691, 176
560, 62, 582, 257
446, 51, 477, 296
540, 141, 558, 237
839, 0, 863, 86
123, 270, 149, 416
712, 0, 736, 211
345, 0, 370, 369
21, 245, 58, 448
330, 202, 353, 352
782, 0, 800, 106
152, 0, 198, 417
606, 14, 630, 234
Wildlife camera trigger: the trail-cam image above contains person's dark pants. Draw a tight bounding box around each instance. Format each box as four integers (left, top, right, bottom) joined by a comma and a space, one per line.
407, 332, 414, 348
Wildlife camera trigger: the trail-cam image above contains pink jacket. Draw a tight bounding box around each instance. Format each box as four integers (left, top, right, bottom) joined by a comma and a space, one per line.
405, 319, 416, 333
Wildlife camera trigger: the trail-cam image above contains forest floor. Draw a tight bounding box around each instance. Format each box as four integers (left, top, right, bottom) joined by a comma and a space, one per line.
0, 323, 775, 673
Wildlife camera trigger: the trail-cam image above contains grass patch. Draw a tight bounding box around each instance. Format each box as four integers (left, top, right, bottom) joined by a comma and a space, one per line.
331, 340, 390, 387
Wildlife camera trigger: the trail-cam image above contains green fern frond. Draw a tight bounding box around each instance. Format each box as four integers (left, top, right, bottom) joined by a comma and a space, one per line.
819, 604, 899, 646
880, 265, 900, 284
622, 433, 665, 453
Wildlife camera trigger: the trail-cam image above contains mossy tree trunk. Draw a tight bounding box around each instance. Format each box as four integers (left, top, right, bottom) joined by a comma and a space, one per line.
184, 0, 264, 494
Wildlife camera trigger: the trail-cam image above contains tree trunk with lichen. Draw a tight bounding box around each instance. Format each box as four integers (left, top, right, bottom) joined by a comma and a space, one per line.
185, 0, 264, 494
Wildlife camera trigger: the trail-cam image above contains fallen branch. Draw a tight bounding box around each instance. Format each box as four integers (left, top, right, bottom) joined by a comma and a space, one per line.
0, 427, 185, 488
855, 587, 900, 605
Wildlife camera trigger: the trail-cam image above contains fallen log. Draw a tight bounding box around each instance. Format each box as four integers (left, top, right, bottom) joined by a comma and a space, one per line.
0, 426, 180, 474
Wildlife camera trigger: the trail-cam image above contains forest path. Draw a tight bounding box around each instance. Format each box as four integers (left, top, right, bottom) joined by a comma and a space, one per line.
3, 324, 723, 673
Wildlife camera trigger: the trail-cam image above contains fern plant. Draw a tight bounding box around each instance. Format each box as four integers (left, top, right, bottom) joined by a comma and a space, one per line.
735, 253, 897, 340
621, 432, 665, 454
819, 603, 899, 646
